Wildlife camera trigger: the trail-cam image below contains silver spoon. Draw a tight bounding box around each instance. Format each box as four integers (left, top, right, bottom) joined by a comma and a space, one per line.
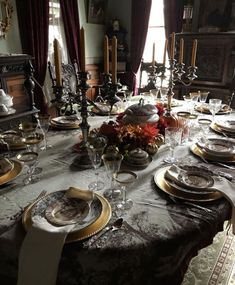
85, 218, 123, 247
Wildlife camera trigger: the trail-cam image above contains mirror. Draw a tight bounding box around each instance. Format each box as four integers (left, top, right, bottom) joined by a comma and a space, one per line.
0, 0, 13, 38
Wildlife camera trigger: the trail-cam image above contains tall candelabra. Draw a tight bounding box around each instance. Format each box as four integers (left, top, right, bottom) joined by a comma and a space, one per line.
166, 59, 197, 112
72, 71, 93, 169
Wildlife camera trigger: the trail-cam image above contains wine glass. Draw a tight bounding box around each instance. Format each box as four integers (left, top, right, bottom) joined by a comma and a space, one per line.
199, 91, 209, 111
86, 136, 107, 191
208, 99, 222, 119
164, 127, 182, 164
102, 152, 123, 200
16, 151, 39, 185
37, 114, 51, 150
114, 170, 137, 212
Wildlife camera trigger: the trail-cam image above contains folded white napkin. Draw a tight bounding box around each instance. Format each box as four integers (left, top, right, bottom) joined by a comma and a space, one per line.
17, 187, 94, 285
0, 158, 13, 175
211, 177, 235, 235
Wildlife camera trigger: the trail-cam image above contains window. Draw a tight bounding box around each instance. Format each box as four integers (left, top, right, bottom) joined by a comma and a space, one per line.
48, 0, 68, 63
140, 0, 167, 87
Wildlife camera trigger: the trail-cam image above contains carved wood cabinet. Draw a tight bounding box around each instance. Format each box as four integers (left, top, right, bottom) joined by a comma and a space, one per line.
0, 54, 37, 129
175, 33, 235, 108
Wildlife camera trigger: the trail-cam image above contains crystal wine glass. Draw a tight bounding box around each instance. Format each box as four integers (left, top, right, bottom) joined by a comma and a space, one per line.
208, 99, 222, 119
164, 127, 182, 164
102, 152, 123, 200
37, 114, 51, 150
86, 136, 107, 191
16, 151, 39, 185
114, 170, 137, 212
199, 91, 209, 108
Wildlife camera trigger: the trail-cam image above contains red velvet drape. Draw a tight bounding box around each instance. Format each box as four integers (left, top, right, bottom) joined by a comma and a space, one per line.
16, 0, 49, 113
163, 0, 184, 39
60, 0, 81, 68
130, 0, 152, 94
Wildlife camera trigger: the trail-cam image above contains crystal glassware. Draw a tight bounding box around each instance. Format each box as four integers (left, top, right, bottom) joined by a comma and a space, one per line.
102, 152, 123, 200
164, 127, 183, 164
114, 170, 137, 212
16, 151, 39, 185
208, 99, 222, 119
86, 136, 107, 191
37, 114, 51, 150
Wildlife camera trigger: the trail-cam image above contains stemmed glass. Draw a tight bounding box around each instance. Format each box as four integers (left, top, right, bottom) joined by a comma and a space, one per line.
199, 91, 209, 112
208, 99, 222, 119
102, 152, 123, 200
114, 170, 137, 212
164, 127, 182, 164
37, 114, 52, 150
86, 136, 107, 191
16, 151, 39, 185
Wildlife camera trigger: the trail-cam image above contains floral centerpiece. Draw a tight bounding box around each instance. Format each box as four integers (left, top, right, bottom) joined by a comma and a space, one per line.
98, 102, 167, 155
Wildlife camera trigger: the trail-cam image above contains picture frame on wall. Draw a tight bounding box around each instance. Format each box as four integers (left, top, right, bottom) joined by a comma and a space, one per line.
87, 0, 107, 24
192, 0, 232, 32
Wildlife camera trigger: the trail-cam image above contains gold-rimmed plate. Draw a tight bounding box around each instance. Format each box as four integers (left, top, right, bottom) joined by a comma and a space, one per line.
51, 116, 81, 127
91, 103, 119, 116
0, 160, 23, 186
195, 105, 232, 114
0, 132, 26, 150
215, 120, 235, 133
50, 120, 80, 130
154, 167, 222, 202
196, 138, 235, 157
22, 191, 112, 243
190, 143, 235, 163
210, 122, 235, 137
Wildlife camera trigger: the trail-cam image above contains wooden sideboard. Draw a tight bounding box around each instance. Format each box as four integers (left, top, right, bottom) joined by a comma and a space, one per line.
0, 54, 38, 129
174, 33, 235, 108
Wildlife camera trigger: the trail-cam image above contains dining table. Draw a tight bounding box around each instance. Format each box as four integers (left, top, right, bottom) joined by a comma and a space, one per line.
0, 99, 234, 285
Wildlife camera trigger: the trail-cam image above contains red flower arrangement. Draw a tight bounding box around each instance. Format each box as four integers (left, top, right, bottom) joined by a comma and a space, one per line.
99, 103, 167, 153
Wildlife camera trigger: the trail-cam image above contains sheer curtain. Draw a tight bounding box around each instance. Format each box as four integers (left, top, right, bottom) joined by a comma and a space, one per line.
44, 0, 68, 107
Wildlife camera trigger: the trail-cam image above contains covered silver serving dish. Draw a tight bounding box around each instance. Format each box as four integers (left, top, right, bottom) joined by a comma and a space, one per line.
122, 98, 159, 124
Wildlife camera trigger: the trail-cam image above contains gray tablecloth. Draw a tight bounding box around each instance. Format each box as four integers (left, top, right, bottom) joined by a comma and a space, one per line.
0, 111, 234, 285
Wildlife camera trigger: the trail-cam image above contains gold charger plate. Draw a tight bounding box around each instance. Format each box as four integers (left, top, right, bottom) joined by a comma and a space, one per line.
195, 105, 232, 114
0, 160, 23, 186
210, 122, 235, 137
50, 120, 80, 130
154, 167, 222, 202
22, 191, 112, 243
190, 143, 235, 163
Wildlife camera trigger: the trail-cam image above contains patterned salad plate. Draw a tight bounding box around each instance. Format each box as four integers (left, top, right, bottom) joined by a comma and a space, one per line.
91, 102, 119, 115
22, 190, 112, 243
154, 166, 222, 202
210, 122, 235, 137
196, 138, 235, 157
50, 116, 80, 129
190, 142, 235, 163
0, 131, 26, 150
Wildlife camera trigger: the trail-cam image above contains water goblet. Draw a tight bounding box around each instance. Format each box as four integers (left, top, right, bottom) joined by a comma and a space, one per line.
102, 152, 123, 200
164, 127, 183, 164
189, 92, 200, 112
198, 118, 212, 139
208, 99, 222, 119
16, 151, 39, 185
114, 170, 137, 212
86, 136, 107, 191
37, 114, 51, 150
160, 87, 168, 104
199, 91, 209, 112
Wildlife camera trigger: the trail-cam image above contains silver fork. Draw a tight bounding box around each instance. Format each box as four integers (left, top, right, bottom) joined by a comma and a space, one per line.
24, 190, 47, 211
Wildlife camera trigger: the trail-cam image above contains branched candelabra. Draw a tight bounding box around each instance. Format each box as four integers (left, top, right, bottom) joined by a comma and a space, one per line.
166, 59, 197, 112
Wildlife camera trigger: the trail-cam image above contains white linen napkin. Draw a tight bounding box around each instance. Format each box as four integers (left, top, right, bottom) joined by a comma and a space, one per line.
17, 218, 74, 285
17, 187, 94, 285
211, 177, 235, 235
